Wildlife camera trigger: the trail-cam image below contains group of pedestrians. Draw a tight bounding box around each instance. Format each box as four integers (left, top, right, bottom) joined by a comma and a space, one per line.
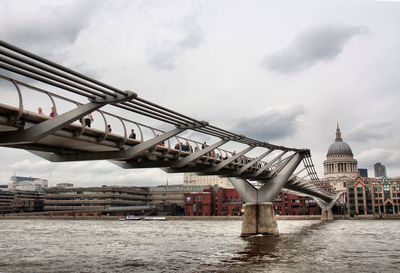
37, 106, 263, 168
174, 141, 193, 152
37, 107, 115, 133
38, 107, 58, 118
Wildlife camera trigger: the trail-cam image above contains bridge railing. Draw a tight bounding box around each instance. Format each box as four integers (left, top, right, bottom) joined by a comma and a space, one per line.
301, 151, 337, 194
1, 73, 279, 170
0, 40, 307, 153
1, 39, 321, 179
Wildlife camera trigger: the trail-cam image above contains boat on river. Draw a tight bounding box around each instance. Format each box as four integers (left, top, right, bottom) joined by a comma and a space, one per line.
119, 215, 166, 221
142, 216, 166, 221
119, 215, 141, 221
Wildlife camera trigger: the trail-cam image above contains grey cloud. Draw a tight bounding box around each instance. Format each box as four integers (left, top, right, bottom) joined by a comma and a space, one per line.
0, 0, 100, 55
10, 159, 55, 175
231, 105, 305, 141
357, 148, 400, 170
51, 166, 182, 187
146, 17, 204, 71
347, 121, 393, 142
263, 24, 368, 73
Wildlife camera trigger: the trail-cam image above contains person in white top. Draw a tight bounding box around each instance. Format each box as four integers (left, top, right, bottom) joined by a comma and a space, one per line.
84, 113, 94, 127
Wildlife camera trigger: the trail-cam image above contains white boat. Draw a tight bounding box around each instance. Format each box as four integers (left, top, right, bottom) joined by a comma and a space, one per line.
119, 215, 142, 221
142, 216, 166, 221
119, 215, 166, 221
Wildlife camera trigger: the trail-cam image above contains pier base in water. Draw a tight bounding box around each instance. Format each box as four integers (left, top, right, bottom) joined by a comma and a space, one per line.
320, 209, 333, 221
241, 202, 279, 237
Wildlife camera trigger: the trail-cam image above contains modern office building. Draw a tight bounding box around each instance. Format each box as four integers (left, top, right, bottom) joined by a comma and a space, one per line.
56, 183, 74, 189
0, 190, 44, 214
374, 162, 387, 177
183, 173, 233, 188
44, 186, 151, 216
8, 176, 48, 192
0, 190, 14, 214
358, 168, 368, 178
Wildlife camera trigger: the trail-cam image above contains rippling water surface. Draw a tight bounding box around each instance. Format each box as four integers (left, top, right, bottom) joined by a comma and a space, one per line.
0, 219, 399, 272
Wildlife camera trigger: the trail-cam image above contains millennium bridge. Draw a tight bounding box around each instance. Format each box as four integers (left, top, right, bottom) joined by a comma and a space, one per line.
0, 40, 341, 236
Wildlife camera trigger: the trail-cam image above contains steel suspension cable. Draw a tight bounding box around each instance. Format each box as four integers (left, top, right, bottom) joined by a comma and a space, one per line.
0, 48, 118, 98
0, 39, 128, 97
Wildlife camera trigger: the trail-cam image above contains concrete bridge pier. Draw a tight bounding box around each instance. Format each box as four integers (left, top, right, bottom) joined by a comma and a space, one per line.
315, 192, 344, 221
229, 152, 304, 237
241, 202, 278, 237
320, 209, 333, 221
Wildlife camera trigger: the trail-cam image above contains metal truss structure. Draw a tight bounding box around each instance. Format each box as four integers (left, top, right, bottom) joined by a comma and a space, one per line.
0, 40, 338, 208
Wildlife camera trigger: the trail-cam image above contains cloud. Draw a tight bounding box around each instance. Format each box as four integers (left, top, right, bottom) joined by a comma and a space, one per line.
50, 164, 182, 187
10, 159, 55, 174
263, 24, 368, 73
146, 16, 204, 71
231, 105, 305, 141
0, 0, 101, 55
357, 148, 400, 170
347, 121, 393, 142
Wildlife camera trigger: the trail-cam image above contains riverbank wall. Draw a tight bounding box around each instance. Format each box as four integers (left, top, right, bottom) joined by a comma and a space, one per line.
2, 214, 399, 220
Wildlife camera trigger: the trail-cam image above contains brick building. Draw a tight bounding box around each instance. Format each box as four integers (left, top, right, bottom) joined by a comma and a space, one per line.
347, 175, 400, 216
215, 188, 242, 216
185, 188, 214, 216
185, 187, 243, 216
273, 192, 321, 215
184, 186, 323, 217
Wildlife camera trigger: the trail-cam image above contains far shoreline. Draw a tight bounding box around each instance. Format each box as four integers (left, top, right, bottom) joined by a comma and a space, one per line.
1, 214, 399, 221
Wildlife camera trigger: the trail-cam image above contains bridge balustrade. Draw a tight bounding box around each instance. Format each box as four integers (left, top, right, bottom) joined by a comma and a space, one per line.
0, 40, 342, 232
1, 74, 288, 175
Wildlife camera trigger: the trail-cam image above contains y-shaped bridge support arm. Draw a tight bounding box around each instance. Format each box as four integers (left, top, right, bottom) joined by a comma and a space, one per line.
228, 152, 304, 237
0, 91, 136, 145
229, 152, 304, 203
315, 192, 345, 221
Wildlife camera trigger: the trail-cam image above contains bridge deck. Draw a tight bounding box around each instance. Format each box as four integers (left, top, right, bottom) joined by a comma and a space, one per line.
0, 39, 338, 207
0, 103, 250, 173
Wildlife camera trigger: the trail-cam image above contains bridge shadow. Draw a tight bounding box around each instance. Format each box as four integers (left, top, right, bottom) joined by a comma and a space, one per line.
234, 236, 281, 263
206, 220, 325, 273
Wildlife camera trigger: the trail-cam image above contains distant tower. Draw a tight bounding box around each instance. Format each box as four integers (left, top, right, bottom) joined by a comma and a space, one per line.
374, 162, 387, 177
323, 123, 358, 179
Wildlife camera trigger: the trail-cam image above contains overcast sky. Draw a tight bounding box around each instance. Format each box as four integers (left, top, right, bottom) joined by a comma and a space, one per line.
1, 0, 400, 187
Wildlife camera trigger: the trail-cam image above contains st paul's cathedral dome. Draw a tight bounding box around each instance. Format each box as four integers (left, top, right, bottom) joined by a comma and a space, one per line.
323, 123, 358, 179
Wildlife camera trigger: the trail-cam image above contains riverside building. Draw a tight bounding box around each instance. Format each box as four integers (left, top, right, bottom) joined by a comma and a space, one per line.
321, 123, 400, 217
183, 173, 233, 188
347, 176, 400, 216
184, 186, 243, 216
8, 176, 48, 192
0, 190, 44, 214
149, 184, 211, 215
44, 186, 151, 216
273, 192, 321, 216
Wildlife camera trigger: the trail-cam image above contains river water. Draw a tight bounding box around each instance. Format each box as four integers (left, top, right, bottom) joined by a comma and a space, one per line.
0, 219, 399, 273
